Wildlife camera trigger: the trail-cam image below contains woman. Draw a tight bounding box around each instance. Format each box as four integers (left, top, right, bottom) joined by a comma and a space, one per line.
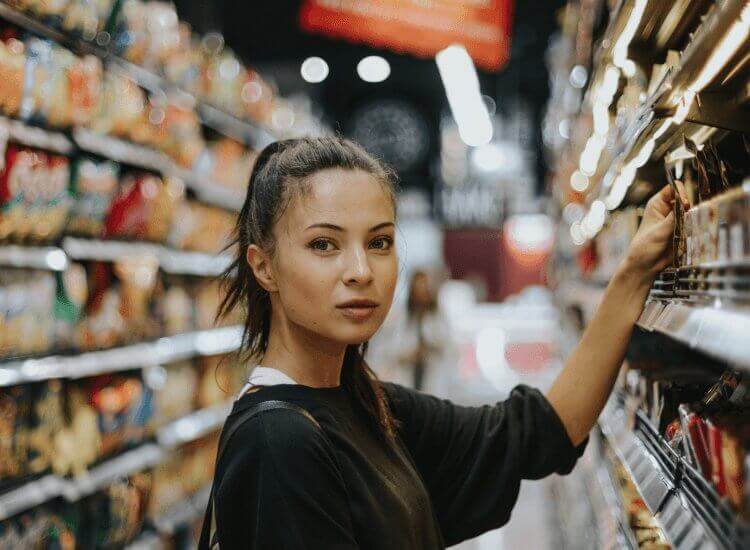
200, 136, 676, 549
393, 269, 452, 392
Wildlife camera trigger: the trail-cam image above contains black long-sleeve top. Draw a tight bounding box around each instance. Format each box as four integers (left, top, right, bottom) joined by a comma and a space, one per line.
200, 382, 586, 549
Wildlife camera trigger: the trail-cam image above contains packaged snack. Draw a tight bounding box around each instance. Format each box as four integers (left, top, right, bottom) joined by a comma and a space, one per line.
53, 383, 100, 477
20, 38, 53, 124
0, 34, 26, 117
66, 156, 120, 237
78, 261, 125, 350
104, 171, 164, 241
69, 54, 102, 127
27, 379, 66, 474
706, 419, 726, 496
87, 374, 143, 458
0, 145, 37, 242
18, 147, 49, 242
32, 153, 71, 242
143, 175, 184, 244
148, 450, 187, 517
0, 385, 31, 481
167, 200, 235, 254
113, 256, 160, 341
149, 360, 198, 430
160, 280, 194, 336
54, 262, 88, 349
721, 430, 745, 512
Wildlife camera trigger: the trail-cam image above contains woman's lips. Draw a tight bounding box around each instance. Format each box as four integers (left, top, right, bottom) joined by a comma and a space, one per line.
336, 302, 378, 321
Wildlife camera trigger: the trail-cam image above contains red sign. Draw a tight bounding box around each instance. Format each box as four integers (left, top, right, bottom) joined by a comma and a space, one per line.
299, 0, 514, 71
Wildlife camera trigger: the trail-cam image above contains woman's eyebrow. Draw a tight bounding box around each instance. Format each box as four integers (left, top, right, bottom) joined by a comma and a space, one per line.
305, 222, 395, 232
306, 223, 344, 231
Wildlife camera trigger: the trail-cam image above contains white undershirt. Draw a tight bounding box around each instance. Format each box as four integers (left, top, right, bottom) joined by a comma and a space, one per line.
237, 366, 298, 398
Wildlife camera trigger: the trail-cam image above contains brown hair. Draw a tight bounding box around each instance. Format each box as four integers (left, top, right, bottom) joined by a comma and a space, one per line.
217, 136, 398, 437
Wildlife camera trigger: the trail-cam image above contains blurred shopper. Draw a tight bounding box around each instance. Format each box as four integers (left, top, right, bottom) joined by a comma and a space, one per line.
396, 270, 452, 392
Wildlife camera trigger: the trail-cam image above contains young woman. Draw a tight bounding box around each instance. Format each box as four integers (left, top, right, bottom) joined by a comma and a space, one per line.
199, 136, 676, 549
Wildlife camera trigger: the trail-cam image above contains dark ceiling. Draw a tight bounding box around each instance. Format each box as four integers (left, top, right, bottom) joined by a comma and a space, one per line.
174, 0, 565, 194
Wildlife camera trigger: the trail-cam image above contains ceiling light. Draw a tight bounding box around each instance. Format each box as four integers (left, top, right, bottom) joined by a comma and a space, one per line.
300, 57, 329, 83
357, 56, 391, 83
436, 45, 493, 147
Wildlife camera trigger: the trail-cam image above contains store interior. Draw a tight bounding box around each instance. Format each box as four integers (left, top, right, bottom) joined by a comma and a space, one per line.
0, 0, 749, 548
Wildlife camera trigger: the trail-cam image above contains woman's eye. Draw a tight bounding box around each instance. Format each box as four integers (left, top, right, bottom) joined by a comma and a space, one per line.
370, 236, 393, 250
310, 239, 334, 252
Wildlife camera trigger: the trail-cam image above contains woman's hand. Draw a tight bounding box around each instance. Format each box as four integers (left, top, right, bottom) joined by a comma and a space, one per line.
619, 185, 682, 283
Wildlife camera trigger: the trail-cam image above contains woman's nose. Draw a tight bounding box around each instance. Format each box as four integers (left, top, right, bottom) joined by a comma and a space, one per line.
343, 247, 374, 285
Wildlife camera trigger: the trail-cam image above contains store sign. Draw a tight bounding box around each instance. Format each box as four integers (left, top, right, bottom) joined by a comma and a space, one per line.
438, 183, 504, 228
299, 0, 514, 71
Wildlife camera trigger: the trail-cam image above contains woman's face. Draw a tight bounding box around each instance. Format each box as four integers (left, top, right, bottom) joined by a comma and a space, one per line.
270, 168, 398, 346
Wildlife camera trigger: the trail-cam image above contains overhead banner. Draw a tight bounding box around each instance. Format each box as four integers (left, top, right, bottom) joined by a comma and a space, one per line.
299, 0, 514, 71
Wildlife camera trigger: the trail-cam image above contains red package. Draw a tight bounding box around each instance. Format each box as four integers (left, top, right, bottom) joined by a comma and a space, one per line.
707, 419, 726, 496
687, 413, 712, 477
104, 172, 163, 240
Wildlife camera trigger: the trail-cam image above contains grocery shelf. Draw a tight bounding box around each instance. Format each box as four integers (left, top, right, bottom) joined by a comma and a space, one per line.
0, 325, 243, 386
72, 128, 168, 173
0, 2, 277, 149
1, 116, 74, 154
152, 484, 211, 535
636, 300, 750, 371
62, 237, 233, 276
595, 459, 638, 550
59, 443, 165, 501
600, 399, 750, 549
0, 245, 68, 270
157, 401, 232, 448
0, 475, 63, 522
170, 165, 244, 213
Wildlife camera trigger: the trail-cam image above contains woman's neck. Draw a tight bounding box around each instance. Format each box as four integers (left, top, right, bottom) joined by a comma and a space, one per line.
261, 314, 346, 388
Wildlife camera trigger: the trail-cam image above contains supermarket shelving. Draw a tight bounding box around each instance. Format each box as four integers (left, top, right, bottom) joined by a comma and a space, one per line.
158, 401, 233, 449
0, 475, 64, 522
0, 402, 230, 522
58, 444, 165, 501
0, 238, 232, 276
1, 116, 73, 154
637, 300, 750, 371
0, 325, 243, 386
599, 397, 750, 549
0, 2, 277, 149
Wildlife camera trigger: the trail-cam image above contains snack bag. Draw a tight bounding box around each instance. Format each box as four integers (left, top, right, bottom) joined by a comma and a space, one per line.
66, 156, 119, 237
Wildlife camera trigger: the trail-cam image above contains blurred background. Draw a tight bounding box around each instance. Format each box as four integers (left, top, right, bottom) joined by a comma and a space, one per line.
1, 0, 750, 549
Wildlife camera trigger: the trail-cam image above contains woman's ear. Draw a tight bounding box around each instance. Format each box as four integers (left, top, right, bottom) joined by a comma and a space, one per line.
246, 244, 278, 292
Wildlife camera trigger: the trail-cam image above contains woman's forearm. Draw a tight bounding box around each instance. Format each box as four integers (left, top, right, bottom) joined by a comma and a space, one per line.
547, 262, 652, 445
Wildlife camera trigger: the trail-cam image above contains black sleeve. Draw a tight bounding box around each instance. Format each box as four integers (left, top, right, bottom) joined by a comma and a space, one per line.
383, 383, 587, 546
211, 409, 359, 550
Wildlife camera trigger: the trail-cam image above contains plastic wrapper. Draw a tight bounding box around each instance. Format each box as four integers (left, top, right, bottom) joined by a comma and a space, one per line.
104, 171, 164, 241
66, 156, 120, 237
167, 200, 235, 254
0, 269, 56, 358
0, 33, 26, 118
148, 360, 197, 431
27, 379, 65, 474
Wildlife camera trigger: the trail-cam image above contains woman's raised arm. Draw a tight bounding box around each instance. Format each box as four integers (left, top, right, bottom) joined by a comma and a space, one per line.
547, 185, 680, 445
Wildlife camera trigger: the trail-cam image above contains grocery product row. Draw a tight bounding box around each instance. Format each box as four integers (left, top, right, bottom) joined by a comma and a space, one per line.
0, 0, 312, 144
548, 1, 750, 548
0, 350, 243, 548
